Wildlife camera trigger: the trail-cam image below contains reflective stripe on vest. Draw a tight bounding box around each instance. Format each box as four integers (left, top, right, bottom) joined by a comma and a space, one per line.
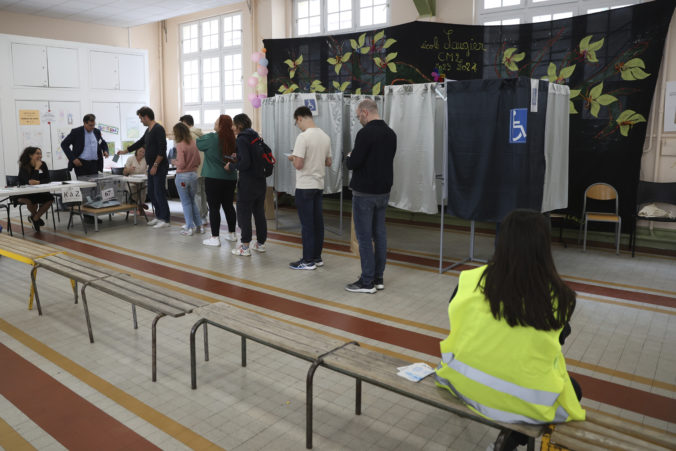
441, 351, 559, 406
435, 374, 570, 424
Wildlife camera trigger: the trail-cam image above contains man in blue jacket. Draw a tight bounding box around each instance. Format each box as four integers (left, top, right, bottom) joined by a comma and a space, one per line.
60, 114, 109, 177
345, 99, 397, 294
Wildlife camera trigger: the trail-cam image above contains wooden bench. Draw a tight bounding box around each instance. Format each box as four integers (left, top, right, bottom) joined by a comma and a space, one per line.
0, 233, 65, 310
80, 203, 139, 231
189, 302, 544, 450
82, 274, 209, 381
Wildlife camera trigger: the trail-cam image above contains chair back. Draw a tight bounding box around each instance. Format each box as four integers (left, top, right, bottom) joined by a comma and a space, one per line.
6, 176, 19, 187
583, 183, 619, 215
49, 168, 71, 182
636, 181, 676, 208
111, 167, 125, 175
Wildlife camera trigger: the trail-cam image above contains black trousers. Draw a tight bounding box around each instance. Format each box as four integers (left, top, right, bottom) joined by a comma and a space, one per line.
74, 159, 99, 177
204, 178, 236, 236
237, 193, 267, 245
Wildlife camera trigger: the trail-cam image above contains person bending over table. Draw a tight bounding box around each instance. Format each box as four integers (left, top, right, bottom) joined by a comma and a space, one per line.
15, 146, 54, 232
123, 147, 148, 214
435, 209, 584, 451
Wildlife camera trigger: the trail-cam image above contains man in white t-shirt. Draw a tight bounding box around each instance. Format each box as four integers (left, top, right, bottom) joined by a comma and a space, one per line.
287, 106, 332, 270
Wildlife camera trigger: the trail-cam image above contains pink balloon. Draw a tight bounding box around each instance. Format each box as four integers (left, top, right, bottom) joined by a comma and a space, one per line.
257, 66, 268, 76
258, 93, 267, 99
247, 76, 258, 87
250, 52, 262, 62
247, 92, 258, 101
251, 97, 262, 108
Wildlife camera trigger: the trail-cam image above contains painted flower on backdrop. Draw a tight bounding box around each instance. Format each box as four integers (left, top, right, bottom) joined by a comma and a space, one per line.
543, 62, 576, 84
284, 55, 304, 79
327, 51, 353, 75
616, 110, 646, 136
583, 82, 618, 118
615, 58, 651, 81
502, 48, 525, 72
578, 35, 604, 63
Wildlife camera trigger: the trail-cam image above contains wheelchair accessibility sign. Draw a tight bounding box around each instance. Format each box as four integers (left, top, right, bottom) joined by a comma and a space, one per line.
509, 108, 527, 144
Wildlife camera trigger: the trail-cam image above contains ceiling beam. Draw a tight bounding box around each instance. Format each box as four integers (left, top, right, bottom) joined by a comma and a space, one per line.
412, 0, 436, 17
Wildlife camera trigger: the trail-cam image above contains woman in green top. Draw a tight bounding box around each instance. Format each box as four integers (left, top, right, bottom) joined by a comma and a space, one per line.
196, 114, 238, 247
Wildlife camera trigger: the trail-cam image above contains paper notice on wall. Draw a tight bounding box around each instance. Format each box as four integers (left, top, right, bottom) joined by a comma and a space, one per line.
126, 117, 141, 139
99, 123, 119, 134
22, 130, 43, 148
41, 111, 56, 123
299, 94, 319, 116
19, 110, 41, 125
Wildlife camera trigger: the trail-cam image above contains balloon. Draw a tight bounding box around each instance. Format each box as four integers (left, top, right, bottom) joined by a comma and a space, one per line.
251, 97, 262, 108
247, 76, 258, 87
257, 66, 268, 76
247, 92, 258, 101
250, 52, 261, 62
259, 57, 269, 67
258, 93, 267, 99
261, 48, 267, 53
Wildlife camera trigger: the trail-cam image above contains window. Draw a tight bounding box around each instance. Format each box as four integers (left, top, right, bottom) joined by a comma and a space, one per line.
294, 0, 389, 36
180, 12, 243, 129
477, 0, 640, 25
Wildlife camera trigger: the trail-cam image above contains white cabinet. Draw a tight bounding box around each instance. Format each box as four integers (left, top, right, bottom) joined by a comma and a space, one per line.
47, 47, 79, 88
12, 43, 48, 87
90, 51, 145, 91
90, 51, 119, 90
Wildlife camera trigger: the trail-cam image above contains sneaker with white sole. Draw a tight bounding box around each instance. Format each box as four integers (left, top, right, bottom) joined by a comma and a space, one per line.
224, 232, 237, 242
153, 221, 170, 229
314, 258, 324, 267
374, 278, 385, 290
202, 236, 221, 247
147, 218, 160, 226
289, 259, 316, 270
231, 245, 251, 256
180, 227, 194, 236
251, 242, 266, 252
345, 279, 376, 294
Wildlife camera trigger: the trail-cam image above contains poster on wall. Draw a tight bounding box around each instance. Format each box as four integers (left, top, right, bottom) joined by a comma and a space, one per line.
19, 110, 40, 125
665, 81, 676, 133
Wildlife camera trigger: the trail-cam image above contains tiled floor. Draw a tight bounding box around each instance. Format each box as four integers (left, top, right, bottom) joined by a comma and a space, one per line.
0, 200, 674, 450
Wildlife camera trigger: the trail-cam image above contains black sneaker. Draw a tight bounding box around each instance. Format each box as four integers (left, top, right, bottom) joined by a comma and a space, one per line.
289, 259, 317, 270
314, 258, 324, 267
345, 279, 376, 294
37, 218, 45, 226
374, 278, 384, 290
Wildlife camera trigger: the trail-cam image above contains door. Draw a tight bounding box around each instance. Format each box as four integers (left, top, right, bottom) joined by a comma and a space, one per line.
15, 100, 52, 168
49, 101, 81, 170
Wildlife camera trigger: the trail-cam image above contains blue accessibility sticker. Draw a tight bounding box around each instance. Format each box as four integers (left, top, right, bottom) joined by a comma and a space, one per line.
509, 108, 527, 144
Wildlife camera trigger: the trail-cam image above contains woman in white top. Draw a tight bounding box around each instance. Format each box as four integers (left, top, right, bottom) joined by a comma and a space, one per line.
123, 147, 148, 214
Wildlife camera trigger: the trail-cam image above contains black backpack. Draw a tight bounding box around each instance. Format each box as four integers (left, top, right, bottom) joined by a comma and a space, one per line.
250, 136, 276, 177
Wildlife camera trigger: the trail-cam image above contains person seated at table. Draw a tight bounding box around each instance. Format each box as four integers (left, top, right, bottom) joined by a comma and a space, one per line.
435, 209, 584, 451
123, 147, 148, 213
16, 146, 54, 232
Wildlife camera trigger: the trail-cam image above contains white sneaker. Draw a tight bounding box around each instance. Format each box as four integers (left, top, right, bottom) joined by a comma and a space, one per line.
202, 236, 221, 247
231, 245, 251, 256
196, 226, 207, 234
224, 232, 237, 242
251, 242, 266, 253
147, 218, 160, 226
153, 221, 170, 229
180, 227, 194, 236
181, 224, 189, 231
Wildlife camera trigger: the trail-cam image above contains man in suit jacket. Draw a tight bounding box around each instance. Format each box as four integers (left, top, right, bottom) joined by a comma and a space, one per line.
60, 113, 109, 177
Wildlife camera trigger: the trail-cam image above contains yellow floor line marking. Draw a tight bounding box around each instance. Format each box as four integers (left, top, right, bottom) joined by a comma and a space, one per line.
0, 318, 224, 451
0, 415, 37, 451
64, 254, 676, 395
567, 359, 676, 392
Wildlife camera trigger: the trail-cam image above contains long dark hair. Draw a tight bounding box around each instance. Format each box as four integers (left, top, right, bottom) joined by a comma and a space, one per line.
479, 209, 576, 331
216, 114, 236, 156
18, 146, 41, 172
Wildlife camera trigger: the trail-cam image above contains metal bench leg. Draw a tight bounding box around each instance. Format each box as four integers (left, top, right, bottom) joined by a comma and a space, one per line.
527, 437, 534, 451
151, 314, 166, 382
80, 284, 95, 343
241, 336, 246, 367
203, 322, 209, 362
306, 359, 322, 449
356, 379, 362, 415
132, 305, 138, 329
190, 318, 208, 389
71, 280, 78, 304
30, 266, 42, 315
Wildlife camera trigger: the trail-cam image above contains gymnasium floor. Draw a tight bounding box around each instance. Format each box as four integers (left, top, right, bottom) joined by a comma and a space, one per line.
0, 201, 674, 450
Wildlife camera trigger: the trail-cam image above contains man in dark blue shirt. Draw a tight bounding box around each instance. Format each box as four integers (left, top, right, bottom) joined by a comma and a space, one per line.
345, 99, 397, 294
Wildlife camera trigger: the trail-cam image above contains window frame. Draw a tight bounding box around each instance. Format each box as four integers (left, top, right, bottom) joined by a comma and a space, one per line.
293, 0, 390, 37
179, 11, 244, 130
476, 0, 641, 25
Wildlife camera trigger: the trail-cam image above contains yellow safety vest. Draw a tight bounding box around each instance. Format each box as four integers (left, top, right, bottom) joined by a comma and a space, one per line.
435, 265, 585, 424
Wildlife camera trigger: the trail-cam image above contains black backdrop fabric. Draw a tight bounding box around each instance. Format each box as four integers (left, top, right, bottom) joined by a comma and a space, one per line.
447, 78, 548, 222
264, 0, 676, 224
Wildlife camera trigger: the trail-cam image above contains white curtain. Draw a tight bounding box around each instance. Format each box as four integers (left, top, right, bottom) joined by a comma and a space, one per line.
313, 93, 344, 194
260, 97, 277, 188
384, 83, 439, 214
541, 83, 570, 212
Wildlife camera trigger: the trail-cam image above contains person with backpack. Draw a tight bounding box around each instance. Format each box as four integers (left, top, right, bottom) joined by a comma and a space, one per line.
226, 113, 268, 256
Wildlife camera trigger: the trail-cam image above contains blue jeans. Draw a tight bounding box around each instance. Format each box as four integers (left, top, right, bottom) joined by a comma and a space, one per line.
295, 189, 324, 262
148, 166, 170, 222
352, 193, 389, 285
175, 171, 201, 229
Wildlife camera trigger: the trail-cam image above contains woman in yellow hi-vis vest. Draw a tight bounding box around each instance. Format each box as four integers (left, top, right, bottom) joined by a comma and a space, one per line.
435, 210, 585, 450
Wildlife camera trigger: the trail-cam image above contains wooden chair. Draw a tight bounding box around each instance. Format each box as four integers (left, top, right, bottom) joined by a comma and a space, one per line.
579, 183, 622, 254
630, 181, 676, 257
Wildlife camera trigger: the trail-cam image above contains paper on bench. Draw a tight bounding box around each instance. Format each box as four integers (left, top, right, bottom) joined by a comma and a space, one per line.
396, 363, 435, 382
